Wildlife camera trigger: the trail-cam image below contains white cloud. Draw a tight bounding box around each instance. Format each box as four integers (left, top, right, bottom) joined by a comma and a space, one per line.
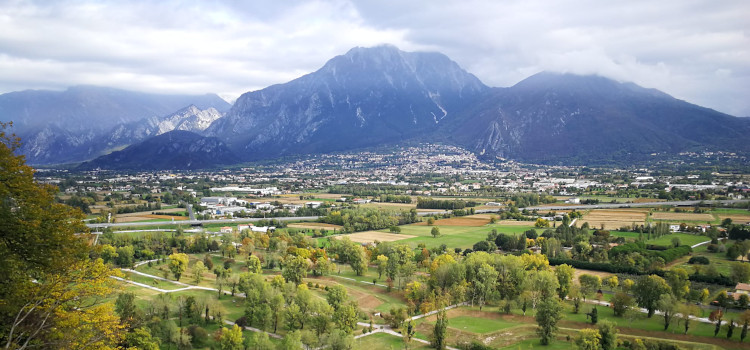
0, 0, 748, 116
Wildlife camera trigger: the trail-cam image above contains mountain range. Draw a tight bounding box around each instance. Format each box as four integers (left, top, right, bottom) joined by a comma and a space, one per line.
1, 45, 748, 169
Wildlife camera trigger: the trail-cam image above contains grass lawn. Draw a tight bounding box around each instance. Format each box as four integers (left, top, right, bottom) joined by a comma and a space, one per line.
390, 223, 533, 250
354, 332, 429, 350
122, 271, 185, 290
647, 233, 710, 247
447, 315, 517, 333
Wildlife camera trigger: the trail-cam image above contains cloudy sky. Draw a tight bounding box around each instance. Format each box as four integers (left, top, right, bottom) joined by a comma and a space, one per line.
1, 0, 748, 116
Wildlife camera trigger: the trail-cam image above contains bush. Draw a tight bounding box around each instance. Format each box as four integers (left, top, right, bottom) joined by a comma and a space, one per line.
234, 316, 249, 328
187, 325, 208, 347
688, 256, 710, 265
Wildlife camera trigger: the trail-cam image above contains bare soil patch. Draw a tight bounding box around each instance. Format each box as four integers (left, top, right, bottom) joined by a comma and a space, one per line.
570, 268, 614, 281
342, 231, 416, 244
651, 212, 715, 221
580, 209, 648, 230
717, 214, 750, 224
414, 217, 490, 227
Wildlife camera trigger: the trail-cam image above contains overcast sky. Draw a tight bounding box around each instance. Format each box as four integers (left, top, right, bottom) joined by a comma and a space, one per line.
1, 0, 748, 116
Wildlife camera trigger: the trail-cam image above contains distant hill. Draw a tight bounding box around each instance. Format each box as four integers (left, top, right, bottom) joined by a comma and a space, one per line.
77, 130, 238, 170
0, 86, 230, 164
446, 72, 750, 164
205, 44, 489, 160
4, 46, 749, 169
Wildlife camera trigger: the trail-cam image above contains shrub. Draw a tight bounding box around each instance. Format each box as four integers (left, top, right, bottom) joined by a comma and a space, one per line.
688, 256, 710, 265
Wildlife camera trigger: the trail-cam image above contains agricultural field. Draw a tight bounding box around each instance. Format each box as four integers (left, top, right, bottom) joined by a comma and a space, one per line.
651, 212, 716, 222
114, 207, 189, 223
578, 209, 649, 230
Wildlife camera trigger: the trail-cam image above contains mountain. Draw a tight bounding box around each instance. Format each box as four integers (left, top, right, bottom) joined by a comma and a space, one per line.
77, 130, 238, 170
206, 44, 489, 159
153, 105, 223, 135
446, 72, 750, 164
0, 86, 230, 164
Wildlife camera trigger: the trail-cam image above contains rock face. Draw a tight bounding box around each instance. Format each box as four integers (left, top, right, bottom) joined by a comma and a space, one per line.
0, 86, 230, 164
206, 44, 489, 159
77, 130, 238, 170
446, 72, 750, 164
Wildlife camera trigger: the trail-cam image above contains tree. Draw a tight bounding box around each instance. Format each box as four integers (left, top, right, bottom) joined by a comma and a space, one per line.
349, 245, 368, 276
431, 309, 448, 350
280, 330, 303, 350
115, 292, 138, 328
728, 319, 736, 339
471, 263, 498, 310
376, 255, 388, 279
598, 320, 618, 350
554, 264, 575, 299
536, 297, 563, 345
604, 275, 619, 290
535, 218, 550, 228
431, 226, 441, 238
665, 268, 690, 300
579, 274, 602, 300
192, 261, 207, 284
658, 294, 678, 331
569, 284, 583, 314
732, 262, 750, 284
404, 319, 416, 349
124, 327, 159, 350
247, 255, 262, 274
325, 329, 353, 350
611, 292, 635, 317
679, 304, 700, 335
332, 303, 358, 334
587, 306, 598, 324
252, 332, 275, 350
169, 253, 189, 281
220, 324, 244, 350
575, 328, 601, 350
282, 255, 310, 285
740, 310, 750, 342
710, 310, 724, 337
427, 217, 435, 226
326, 285, 349, 311
633, 275, 671, 317
1, 124, 123, 349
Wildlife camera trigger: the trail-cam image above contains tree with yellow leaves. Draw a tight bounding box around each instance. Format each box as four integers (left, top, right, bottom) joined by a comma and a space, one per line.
0, 122, 123, 349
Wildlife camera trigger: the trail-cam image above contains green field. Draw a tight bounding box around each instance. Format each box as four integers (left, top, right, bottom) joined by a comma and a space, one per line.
647, 233, 710, 247
392, 222, 535, 249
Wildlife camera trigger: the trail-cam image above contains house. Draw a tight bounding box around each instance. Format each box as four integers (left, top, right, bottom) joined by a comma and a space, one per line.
237, 224, 251, 232
306, 202, 322, 208
220, 226, 233, 234
485, 202, 503, 206
565, 197, 581, 204
251, 226, 276, 233
669, 225, 681, 232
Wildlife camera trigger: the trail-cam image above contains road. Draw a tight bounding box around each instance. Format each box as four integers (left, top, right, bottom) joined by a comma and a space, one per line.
185, 203, 196, 220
